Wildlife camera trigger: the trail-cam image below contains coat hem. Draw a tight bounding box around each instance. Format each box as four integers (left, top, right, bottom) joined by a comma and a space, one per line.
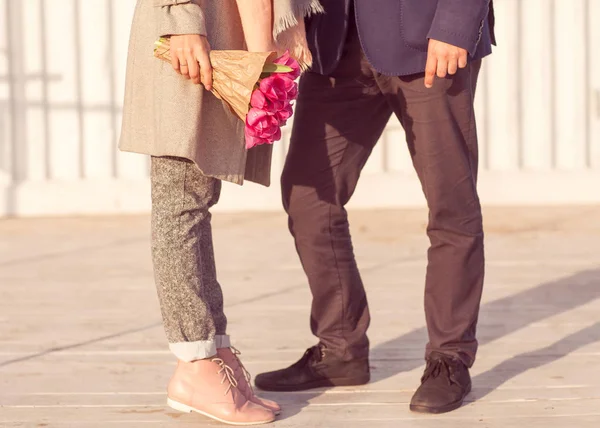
118, 146, 250, 186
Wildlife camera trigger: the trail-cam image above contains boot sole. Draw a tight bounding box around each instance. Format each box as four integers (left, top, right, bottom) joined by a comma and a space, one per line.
256, 374, 371, 392
409, 383, 472, 414
167, 398, 276, 426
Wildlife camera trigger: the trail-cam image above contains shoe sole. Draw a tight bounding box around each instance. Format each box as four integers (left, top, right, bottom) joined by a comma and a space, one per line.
409, 383, 472, 414
167, 398, 276, 426
255, 374, 371, 392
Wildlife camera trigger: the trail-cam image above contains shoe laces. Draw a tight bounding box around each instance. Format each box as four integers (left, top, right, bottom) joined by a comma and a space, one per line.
421, 355, 460, 387
305, 344, 326, 363
230, 346, 253, 388
211, 357, 239, 395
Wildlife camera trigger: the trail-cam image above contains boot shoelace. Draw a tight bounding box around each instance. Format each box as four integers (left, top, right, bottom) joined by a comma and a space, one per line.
421, 357, 460, 387
301, 344, 325, 364
211, 357, 239, 395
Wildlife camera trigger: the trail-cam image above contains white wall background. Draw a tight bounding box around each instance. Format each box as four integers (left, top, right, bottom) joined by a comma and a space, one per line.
1, 0, 599, 217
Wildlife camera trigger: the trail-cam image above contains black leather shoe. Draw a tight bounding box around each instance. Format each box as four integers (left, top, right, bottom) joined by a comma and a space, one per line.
254, 344, 370, 392
410, 352, 472, 414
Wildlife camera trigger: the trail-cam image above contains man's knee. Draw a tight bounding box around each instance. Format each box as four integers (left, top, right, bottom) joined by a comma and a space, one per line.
428, 198, 483, 237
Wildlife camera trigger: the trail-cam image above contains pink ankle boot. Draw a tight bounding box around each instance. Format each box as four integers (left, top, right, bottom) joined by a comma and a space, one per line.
217, 347, 282, 415
167, 357, 276, 425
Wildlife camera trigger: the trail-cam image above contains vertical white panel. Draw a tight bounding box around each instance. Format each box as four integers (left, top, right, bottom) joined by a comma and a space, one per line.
589, 0, 600, 169
0, 0, 11, 183
22, 0, 43, 103
520, 0, 553, 170
484, 0, 520, 170
554, 0, 587, 170
5, 0, 28, 183
22, 0, 48, 181
80, 0, 113, 179
45, 0, 82, 180
363, 135, 385, 174
23, 106, 46, 181
474, 65, 488, 171
269, 124, 290, 178
383, 121, 413, 174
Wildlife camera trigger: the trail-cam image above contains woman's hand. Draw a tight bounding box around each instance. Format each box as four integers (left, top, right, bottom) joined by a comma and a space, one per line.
170, 34, 213, 90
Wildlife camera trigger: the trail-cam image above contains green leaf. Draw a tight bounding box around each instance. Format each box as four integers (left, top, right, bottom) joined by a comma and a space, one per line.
262, 63, 293, 74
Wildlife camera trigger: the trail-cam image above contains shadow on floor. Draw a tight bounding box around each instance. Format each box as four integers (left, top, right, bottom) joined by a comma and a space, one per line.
369, 268, 600, 383
0, 322, 161, 368
263, 268, 600, 418
2, 270, 598, 420
470, 321, 600, 402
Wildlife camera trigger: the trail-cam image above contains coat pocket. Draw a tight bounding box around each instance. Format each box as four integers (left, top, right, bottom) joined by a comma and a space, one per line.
399, 0, 438, 51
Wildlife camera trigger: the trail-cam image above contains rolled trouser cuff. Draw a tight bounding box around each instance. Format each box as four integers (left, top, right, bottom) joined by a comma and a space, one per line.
169, 335, 231, 362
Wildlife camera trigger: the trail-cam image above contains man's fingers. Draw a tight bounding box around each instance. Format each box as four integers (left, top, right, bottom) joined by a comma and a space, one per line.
424, 56, 437, 88
436, 57, 448, 79
425, 40, 469, 87
458, 51, 468, 69
447, 56, 458, 75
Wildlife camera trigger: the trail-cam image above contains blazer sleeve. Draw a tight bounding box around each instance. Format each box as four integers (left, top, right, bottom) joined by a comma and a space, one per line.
153, 0, 207, 38
426, 0, 491, 55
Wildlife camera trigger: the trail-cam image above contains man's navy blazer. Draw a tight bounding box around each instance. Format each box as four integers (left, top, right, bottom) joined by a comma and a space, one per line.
306, 0, 496, 76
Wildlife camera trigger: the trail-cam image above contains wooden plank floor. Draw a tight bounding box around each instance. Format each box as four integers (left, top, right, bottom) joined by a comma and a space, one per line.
1, 207, 600, 427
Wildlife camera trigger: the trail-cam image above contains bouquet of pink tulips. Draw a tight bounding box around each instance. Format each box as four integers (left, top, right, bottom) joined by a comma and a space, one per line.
154, 38, 300, 149
245, 51, 300, 148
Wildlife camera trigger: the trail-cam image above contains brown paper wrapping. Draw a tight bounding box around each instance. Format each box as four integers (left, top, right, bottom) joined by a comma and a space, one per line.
154, 38, 276, 121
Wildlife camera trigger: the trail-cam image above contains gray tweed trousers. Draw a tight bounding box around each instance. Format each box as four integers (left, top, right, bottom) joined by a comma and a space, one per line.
151, 156, 230, 362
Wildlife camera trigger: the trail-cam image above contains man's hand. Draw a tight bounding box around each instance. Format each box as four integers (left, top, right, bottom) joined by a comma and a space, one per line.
170, 34, 213, 90
424, 39, 468, 89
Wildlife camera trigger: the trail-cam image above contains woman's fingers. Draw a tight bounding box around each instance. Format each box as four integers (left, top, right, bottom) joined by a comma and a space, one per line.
194, 41, 213, 90
177, 48, 190, 79
170, 35, 212, 89
186, 49, 200, 84
171, 53, 181, 74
